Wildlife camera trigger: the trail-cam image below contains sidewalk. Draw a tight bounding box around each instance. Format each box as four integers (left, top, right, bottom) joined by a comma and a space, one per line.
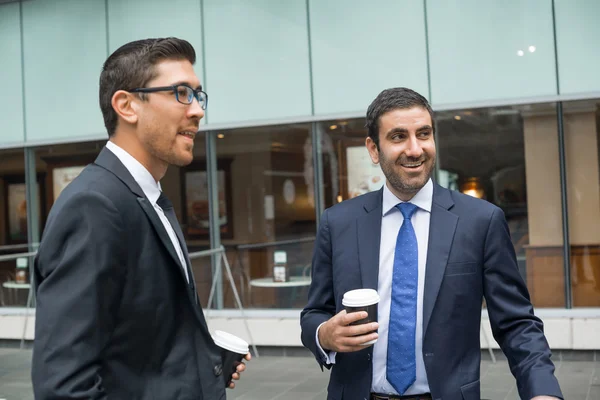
0, 348, 598, 399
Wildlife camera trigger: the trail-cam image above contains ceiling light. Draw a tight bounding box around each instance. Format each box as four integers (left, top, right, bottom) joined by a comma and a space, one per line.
528, 45, 536, 53
454, 115, 461, 120
517, 50, 524, 56
217, 133, 225, 139
330, 124, 338, 130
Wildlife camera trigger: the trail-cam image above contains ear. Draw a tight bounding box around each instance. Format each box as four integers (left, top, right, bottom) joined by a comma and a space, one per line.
111, 90, 139, 126
365, 136, 380, 164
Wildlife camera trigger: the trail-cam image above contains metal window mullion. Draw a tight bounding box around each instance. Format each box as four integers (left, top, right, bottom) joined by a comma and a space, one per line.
25, 147, 39, 310
555, 102, 572, 309
311, 122, 324, 228
206, 131, 223, 309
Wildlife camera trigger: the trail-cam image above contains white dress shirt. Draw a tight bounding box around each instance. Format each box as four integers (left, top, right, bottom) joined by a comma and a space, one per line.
316, 179, 433, 395
105, 141, 189, 282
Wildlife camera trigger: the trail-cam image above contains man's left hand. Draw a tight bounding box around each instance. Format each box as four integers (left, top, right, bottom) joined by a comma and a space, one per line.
228, 352, 252, 389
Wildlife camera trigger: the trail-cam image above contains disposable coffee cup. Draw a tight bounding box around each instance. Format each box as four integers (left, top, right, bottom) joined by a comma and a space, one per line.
212, 330, 249, 387
342, 289, 380, 346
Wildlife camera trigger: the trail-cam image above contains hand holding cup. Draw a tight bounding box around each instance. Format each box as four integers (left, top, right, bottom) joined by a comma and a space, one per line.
212, 330, 251, 389
319, 289, 380, 353
228, 352, 251, 389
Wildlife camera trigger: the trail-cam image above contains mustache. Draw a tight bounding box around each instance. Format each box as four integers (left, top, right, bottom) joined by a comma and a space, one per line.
396, 156, 427, 165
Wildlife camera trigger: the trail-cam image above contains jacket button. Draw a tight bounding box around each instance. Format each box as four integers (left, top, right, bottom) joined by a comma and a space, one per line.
367, 354, 371, 361
213, 365, 222, 376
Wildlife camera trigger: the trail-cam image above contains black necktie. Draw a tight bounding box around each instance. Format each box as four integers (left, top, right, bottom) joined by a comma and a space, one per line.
156, 192, 196, 293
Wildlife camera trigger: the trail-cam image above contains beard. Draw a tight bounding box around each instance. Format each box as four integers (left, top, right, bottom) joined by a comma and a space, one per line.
379, 149, 435, 197
144, 129, 194, 167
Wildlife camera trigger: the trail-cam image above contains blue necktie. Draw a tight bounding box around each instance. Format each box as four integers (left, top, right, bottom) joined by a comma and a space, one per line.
387, 202, 419, 395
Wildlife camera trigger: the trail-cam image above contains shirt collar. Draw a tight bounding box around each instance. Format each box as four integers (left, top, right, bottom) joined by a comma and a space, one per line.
105, 140, 162, 205
382, 178, 433, 216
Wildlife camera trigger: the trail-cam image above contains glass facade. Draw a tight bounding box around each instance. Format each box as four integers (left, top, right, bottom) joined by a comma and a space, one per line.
1, 0, 599, 314
214, 124, 315, 309
2, 101, 599, 310
562, 99, 600, 307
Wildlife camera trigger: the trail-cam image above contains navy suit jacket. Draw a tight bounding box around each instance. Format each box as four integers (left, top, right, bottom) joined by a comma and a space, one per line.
300, 184, 563, 400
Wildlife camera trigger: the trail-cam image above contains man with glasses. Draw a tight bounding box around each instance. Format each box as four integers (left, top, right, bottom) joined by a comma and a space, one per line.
32, 37, 249, 400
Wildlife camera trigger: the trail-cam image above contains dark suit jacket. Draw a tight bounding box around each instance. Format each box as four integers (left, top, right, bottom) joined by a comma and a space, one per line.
300, 184, 563, 400
32, 148, 226, 400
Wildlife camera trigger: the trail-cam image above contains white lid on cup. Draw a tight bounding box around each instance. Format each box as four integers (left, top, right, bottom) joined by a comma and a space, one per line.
342, 289, 380, 307
212, 330, 249, 355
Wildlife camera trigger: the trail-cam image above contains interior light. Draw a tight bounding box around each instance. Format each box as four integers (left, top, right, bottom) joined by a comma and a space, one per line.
528, 45, 536, 53
337, 195, 343, 203
460, 177, 485, 199
330, 124, 338, 130
454, 115, 462, 120
217, 133, 225, 139
517, 50, 524, 57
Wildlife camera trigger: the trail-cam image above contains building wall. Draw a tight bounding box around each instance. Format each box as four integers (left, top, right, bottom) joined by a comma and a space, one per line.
1, 0, 600, 148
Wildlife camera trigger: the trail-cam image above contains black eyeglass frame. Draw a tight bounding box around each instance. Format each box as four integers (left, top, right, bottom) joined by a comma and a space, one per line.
129, 84, 208, 109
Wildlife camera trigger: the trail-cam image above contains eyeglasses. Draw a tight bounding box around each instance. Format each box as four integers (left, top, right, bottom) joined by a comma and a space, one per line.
129, 84, 208, 109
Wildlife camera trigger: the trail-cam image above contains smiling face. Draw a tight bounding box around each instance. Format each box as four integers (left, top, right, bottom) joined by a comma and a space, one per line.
133, 59, 204, 170
366, 106, 436, 201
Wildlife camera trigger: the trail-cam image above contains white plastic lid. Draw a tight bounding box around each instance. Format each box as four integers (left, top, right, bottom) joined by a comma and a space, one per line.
342, 289, 380, 307
212, 330, 249, 354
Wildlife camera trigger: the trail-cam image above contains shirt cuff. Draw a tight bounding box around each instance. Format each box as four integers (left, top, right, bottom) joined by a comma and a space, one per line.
316, 322, 337, 364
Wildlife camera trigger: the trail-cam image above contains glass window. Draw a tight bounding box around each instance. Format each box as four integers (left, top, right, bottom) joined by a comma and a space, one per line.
22, 0, 106, 142
436, 103, 565, 308
309, 0, 429, 115
321, 105, 567, 308
0, 148, 29, 308
320, 119, 383, 209
554, 0, 600, 94
426, 0, 557, 105
33, 137, 218, 307
215, 124, 315, 308
203, 0, 312, 124
170, 132, 214, 307
0, 1, 24, 146
562, 99, 600, 307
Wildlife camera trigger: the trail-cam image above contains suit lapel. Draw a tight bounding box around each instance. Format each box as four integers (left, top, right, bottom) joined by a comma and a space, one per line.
137, 198, 209, 331
423, 184, 458, 337
94, 147, 206, 328
136, 198, 190, 281
358, 189, 383, 290
166, 212, 200, 303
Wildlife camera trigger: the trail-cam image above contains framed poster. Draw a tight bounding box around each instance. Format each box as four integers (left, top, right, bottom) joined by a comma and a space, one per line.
181, 160, 233, 239
43, 155, 95, 209
7, 183, 28, 243
3, 175, 45, 244
345, 146, 385, 198
52, 165, 86, 202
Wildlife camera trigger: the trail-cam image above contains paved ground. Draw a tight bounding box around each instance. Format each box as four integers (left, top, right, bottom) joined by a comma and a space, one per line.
0, 348, 598, 399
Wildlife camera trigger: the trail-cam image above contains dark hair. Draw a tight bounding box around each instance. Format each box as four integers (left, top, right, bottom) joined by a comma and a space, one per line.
99, 37, 196, 136
365, 87, 435, 149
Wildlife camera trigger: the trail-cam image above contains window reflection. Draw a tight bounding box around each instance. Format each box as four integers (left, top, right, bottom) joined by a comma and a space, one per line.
215, 124, 315, 309
321, 104, 569, 308
437, 103, 565, 308
0, 148, 29, 307
562, 99, 600, 307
